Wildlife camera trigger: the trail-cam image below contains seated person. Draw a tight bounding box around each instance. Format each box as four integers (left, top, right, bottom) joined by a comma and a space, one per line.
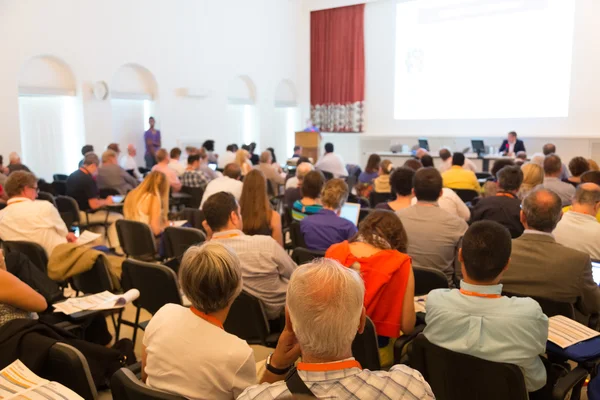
167, 147, 186, 177
0, 264, 47, 329
326, 210, 415, 366
198, 148, 219, 181
376, 167, 414, 211
119, 144, 142, 180
257, 150, 286, 191
200, 163, 244, 208
420, 154, 434, 168
358, 154, 381, 184
519, 163, 544, 200
300, 179, 357, 251
554, 183, 600, 260
425, 221, 549, 396
238, 258, 434, 399
501, 189, 600, 319
315, 142, 348, 178
563, 171, 600, 222
284, 161, 312, 208
151, 148, 182, 192
143, 242, 256, 399
373, 160, 394, 193
292, 170, 324, 221
539, 154, 575, 206
397, 168, 468, 287
441, 152, 480, 192
285, 156, 311, 190
202, 192, 296, 320
565, 156, 590, 187
7, 152, 31, 175
0, 171, 77, 256
123, 171, 170, 238
481, 159, 515, 198
97, 149, 138, 194
239, 170, 283, 246
470, 165, 524, 238
181, 154, 210, 188
66, 153, 122, 252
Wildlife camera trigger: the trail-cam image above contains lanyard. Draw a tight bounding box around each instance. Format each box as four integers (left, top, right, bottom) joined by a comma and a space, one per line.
496, 192, 516, 199
7, 199, 29, 206
297, 359, 361, 372
190, 307, 224, 329
459, 289, 501, 299
212, 232, 241, 240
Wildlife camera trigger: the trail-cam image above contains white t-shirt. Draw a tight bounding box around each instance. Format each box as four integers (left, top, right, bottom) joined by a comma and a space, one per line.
285, 176, 299, 190
200, 176, 244, 208
143, 304, 256, 400
315, 153, 348, 178
168, 160, 186, 177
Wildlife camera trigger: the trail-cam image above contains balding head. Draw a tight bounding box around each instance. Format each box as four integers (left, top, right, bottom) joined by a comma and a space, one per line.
521, 189, 563, 232
439, 148, 452, 161
127, 144, 137, 157
287, 258, 365, 360
259, 150, 272, 164
223, 163, 242, 180
572, 183, 600, 217
416, 148, 429, 159
543, 143, 556, 156
296, 162, 314, 184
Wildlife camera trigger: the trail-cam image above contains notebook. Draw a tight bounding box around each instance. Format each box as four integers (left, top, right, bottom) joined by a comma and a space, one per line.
339, 202, 361, 226
548, 315, 600, 348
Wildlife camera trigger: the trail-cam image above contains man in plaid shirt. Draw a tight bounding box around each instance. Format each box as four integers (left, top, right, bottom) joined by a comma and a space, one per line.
181, 154, 209, 188
238, 259, 435, 400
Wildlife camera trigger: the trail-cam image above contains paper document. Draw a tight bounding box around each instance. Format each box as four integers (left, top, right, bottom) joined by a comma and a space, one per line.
53, 289, 140, 315
548, 315, 600, 348
172, 220, 188, 227
414, 295, 427, 313
74, 231, 101, 246
0, 360, 83, 400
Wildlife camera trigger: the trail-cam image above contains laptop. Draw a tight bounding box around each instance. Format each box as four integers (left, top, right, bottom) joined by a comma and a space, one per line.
208, 162, 217, 171
339, 203, 361, 226
592, 261, 600, 285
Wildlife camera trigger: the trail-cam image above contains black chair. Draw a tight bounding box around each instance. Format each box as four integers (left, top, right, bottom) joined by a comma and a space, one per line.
111, 367, 185, 400
2, 240, 49, 273
120, 259, 183, 346
413, 266, 449, 296
289, 221, 306, 248
40, 342, 98, 400
369, 191, 394, 208
409, 334, 588, 400
224, 291, 279, 347
116, 220, 157, 262
503, 292, 575, 319
475, 172, 493, 180
358, 207, 372, 224
55, 195, 81, 229
99, 187, 120, 198
321, 171, 334, 181
38, 191, 57, 207
70, 257, 115, 294
180, 186, 204, 209
351, 317, 381, 371
291, 247, 325, 265
52, 180, 67, 196
181, 208, 206, 232
125, 169, 135, 178
163, 227, 206, 259
53, 174, 69, 182
451, 188, 479, 203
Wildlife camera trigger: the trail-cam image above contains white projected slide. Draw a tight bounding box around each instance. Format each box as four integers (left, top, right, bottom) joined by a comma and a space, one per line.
394, 0, 575, 120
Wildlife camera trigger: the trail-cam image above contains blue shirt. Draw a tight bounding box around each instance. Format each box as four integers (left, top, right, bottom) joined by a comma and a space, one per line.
423, 281, 549, 392
300, 209, 357, 251
358, 171, 379, 184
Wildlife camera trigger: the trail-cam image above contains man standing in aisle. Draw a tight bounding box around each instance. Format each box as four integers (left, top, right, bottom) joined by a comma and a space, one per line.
144, 116, 161, 169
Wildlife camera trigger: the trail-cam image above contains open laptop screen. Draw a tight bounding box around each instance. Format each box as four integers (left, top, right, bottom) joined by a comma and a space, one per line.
339, 203, 361, 226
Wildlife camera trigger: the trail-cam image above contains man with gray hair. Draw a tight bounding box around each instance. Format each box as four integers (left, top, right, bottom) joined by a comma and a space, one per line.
257, 150, 286, 191
7, 152, 31, 175
501, 189, 600, 319
539, 154, 575, 206
284, 161, 313, 208
553, 183, 600, 260
239, 258, 434, 399
97, 149, 138, 194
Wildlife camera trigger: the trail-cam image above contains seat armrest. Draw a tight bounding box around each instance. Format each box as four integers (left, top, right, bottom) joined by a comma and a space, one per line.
552, 366, 588, 400
393, 324, 425, 365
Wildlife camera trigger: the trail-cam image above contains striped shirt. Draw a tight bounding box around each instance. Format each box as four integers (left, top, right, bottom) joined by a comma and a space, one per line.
238, 361, 434, 400
181, 170, 209, 188
292, 200, 322, 221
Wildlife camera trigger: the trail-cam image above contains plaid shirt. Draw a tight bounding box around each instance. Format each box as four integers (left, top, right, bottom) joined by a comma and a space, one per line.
181, 170, 209, 188
237, 362, 435, 400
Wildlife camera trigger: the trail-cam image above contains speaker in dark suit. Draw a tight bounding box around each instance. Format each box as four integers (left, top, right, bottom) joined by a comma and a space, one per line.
499, 131, 526, 155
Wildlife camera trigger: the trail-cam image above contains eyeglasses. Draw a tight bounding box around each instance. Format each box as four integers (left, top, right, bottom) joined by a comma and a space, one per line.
28, 186, 39, 193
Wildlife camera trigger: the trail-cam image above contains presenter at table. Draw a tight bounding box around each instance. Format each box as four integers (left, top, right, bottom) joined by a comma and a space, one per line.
499, 131, 526, 156
144, 116, 161, 168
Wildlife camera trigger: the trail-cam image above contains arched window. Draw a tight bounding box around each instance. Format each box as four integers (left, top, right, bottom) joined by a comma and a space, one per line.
227, 75, 258, 148
18, 56, 84, 179
274, 80, 300, 158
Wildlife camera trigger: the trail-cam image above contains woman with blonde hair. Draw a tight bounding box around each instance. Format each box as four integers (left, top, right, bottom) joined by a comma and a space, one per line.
374, 159, 394, 193
239, 170, 283, 246
518, 163, 544, 200
123, 171, 170, 237
235, 149, 252, 176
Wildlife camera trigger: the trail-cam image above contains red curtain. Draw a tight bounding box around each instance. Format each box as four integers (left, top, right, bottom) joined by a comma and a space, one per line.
311, 4, 365, 133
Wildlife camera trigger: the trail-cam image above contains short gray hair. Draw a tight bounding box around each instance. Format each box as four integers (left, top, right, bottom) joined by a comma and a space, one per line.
101, 150, 118, 164
522, 189, 562, 232
575, 183, 600, 207
287, 258, 365, 360
83, 153, 100, 166
296, 162, 314, 182
179, 242, 242, 314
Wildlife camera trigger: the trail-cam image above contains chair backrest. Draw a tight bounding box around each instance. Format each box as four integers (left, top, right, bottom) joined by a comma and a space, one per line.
37, 191, 57, 207
116, 220, 157, 261
70, 256, 115, 294
475, 172, 493, 180
163, 227, 206, 259
224, 291, 270, 345
99, 187, 120, 198
321, 171, 334, 181
42, 342, 98, 400
290, 221, 306, 248
121, 259, 182, 315
451, 189, 479, 203
351, 317, 381, 371
2, 241, 49, 274
53, 174, 69, 182
180, 186, 204, 209
55, 195, 81, 228
369, 192, 394, 208
291, 247, 325, 265
111, 368, 185, 400
410, 334, 528, 400
181, 208, 206, 232
358, 207, 372, 224
52, 180, 68, 196
413, 266, 449, 296
503, 291, 575, 319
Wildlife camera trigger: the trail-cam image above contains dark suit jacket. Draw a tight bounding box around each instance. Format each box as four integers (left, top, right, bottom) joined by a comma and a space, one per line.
501, 233, 600, 317
470, 193, 523, 238
499, 139, 526, 154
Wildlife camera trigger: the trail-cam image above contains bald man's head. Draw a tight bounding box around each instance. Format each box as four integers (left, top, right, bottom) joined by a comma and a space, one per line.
573, 183, 600, 216
522, 189, 562, 232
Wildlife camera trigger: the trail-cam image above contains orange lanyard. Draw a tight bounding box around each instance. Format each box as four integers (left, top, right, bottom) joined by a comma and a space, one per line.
212, 232, 241, 240
7, 199, 29, 206
190, 307, 224, 329
496, 192, 516, 199
459, 289, 501, 299
297, 359, 362, 372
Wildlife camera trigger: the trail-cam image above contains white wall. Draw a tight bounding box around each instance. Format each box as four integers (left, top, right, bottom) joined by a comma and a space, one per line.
0, 0, 302, 170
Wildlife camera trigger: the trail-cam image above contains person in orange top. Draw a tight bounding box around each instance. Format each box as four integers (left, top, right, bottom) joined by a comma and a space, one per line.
325, 210, 416, 366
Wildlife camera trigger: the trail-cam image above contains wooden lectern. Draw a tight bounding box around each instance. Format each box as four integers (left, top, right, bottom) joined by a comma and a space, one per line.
295, 131, 321, 163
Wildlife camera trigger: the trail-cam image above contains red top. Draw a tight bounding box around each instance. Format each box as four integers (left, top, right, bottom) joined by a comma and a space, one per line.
326, 241, 412, 338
